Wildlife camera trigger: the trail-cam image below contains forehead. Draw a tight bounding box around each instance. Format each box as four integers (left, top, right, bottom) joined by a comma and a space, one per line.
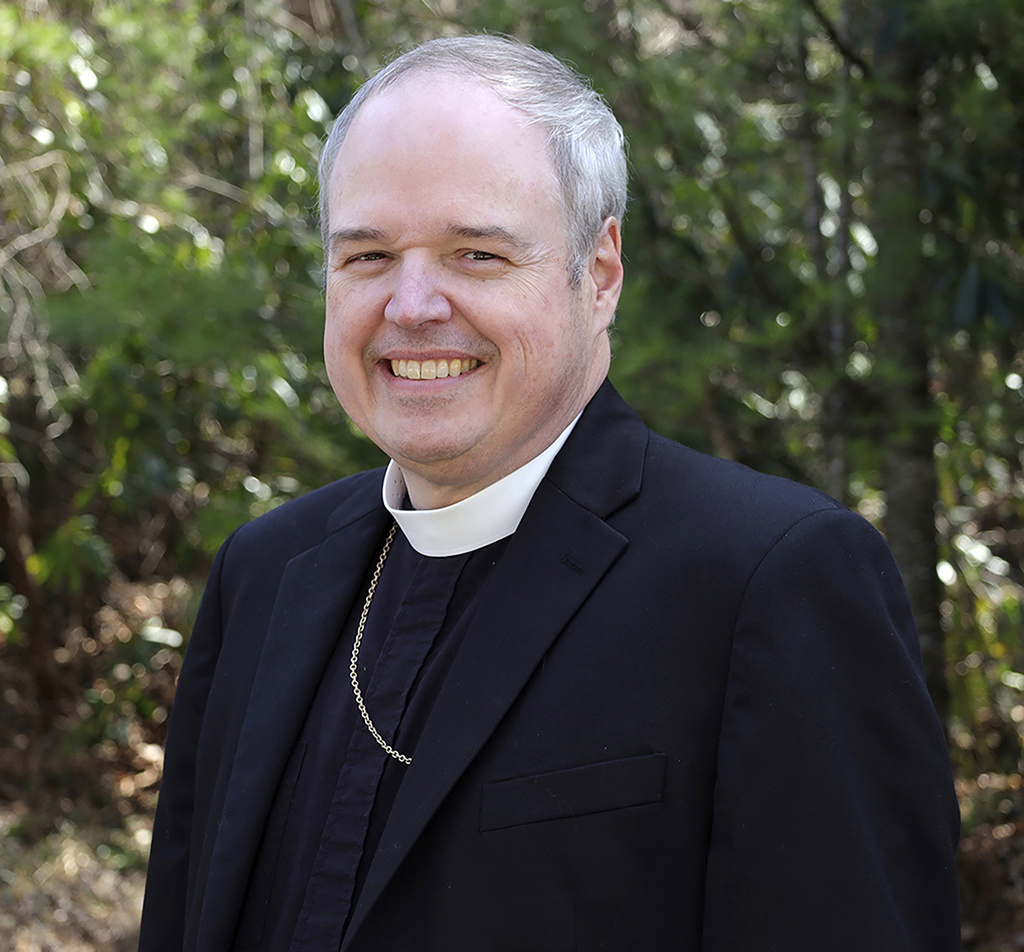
327, 76, 563, 233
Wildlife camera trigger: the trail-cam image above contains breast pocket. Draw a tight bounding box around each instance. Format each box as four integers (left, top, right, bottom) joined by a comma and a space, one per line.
479, 752, 666, 833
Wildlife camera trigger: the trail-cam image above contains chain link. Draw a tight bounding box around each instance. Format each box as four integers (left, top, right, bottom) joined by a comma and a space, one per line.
349, 523, 412, 764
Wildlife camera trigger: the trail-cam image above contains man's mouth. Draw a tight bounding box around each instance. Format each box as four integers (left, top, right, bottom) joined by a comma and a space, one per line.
389, 358, 480, 380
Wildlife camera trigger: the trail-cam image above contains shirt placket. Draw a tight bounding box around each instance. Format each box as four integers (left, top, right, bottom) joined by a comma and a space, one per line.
290, 548, 467, 951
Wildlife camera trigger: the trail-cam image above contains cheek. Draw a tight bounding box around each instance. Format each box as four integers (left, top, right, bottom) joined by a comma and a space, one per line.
326, 276, 383, 324
324, 326, 370, 409
504, 308, 577, 365
324, 297, 373, 362
322, 317, 347, 369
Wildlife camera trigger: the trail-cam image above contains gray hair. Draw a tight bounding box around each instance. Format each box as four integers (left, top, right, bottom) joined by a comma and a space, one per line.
317, 35, 627, 283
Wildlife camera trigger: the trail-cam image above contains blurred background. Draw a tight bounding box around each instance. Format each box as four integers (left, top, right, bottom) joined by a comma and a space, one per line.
1, 0, 1022, 948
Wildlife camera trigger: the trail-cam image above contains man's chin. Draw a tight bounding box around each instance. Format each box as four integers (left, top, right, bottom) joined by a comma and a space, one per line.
386, 433, 485, 472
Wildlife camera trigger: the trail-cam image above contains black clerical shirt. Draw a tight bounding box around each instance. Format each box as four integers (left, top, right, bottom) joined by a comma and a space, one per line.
233, 527, 509, 951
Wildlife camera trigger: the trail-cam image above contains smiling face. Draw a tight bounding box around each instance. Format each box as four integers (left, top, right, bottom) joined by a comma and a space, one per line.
324, 75, 623, 509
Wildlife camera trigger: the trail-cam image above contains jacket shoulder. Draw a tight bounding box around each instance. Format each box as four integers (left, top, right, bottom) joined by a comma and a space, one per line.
643, 431, 845, 534
226, 467, 384, 559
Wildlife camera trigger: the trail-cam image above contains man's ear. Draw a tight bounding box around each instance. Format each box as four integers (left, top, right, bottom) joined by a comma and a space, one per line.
589, 216, 624, 332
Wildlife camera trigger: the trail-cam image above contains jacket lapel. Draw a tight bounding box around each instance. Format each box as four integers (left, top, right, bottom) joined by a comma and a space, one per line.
343, 382, 648, 946
195, 492, 390, 952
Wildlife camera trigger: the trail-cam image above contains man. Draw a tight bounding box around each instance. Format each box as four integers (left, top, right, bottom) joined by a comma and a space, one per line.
139, 35, 961, 952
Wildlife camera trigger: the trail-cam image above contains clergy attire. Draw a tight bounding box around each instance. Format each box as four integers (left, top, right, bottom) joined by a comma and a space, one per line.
139, 381, 961, 952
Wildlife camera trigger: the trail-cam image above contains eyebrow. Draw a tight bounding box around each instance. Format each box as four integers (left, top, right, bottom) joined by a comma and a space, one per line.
445, 224, 529, 249
328, 223, 531, 254
330, 225, 388, 246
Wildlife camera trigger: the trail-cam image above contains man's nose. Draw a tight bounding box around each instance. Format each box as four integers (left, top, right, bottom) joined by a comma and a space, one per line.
384, 259, 453, 327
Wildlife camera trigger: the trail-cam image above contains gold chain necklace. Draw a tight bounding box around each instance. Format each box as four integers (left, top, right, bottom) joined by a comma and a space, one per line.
349, 523, 412, 764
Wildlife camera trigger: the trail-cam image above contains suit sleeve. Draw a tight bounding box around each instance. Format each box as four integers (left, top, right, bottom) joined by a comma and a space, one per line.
701, 507, 960, 951
138, 533, 234, 952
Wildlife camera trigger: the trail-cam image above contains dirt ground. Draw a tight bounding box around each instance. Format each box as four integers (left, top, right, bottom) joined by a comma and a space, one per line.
0, 807, 145, 952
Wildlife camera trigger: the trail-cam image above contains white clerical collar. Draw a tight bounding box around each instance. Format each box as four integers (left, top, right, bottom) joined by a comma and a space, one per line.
382, 414, 581, 557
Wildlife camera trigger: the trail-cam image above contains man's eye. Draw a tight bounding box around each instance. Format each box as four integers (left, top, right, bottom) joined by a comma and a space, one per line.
336, 251, 388, 267
463, 250, 500, 261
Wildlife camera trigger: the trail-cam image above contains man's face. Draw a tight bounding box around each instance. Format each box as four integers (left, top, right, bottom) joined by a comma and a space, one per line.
324, 75, 622, 508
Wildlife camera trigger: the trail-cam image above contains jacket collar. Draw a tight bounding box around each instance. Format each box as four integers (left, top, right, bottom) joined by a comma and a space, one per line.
545, 379, 648, 519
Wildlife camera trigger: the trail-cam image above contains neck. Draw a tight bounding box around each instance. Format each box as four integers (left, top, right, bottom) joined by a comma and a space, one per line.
400, 467, 511, 511
382, 411, 583, 557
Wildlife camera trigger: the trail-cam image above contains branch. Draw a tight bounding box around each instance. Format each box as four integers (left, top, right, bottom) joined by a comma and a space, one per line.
0, 152, 88, 351
802, 0, 871, 78
177, 168, 249, 204
708, 180, 788, 312
267, 5, 320, 47
331, 0, 370, 74
0, 154, 71, 273
650, 0, 723, 54
796, 34, 829, 279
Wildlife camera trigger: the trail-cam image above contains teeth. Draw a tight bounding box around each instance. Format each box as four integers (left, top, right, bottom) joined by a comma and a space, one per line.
390, 358, 479, 379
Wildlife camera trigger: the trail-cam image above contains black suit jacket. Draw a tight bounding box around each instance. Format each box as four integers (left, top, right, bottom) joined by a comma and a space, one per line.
139, 382, 960, 951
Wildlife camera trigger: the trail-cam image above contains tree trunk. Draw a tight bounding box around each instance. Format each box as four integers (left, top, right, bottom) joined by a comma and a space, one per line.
866, 1, 948, 721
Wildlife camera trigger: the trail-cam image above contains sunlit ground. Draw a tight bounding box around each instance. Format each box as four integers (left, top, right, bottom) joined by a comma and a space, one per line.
0, 806, 147, 952
957, 774, 1024, 951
